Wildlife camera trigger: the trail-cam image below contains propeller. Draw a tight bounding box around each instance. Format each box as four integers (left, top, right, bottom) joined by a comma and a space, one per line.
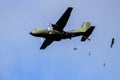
47, 23, 52, 27
40, 38, 43, 42
47, 23, 53, 30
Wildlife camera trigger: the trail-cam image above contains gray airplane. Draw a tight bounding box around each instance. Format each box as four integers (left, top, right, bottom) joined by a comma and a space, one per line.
30, 7, 95, 49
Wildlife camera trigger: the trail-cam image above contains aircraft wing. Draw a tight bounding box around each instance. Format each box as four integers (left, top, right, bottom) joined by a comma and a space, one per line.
54, 7, 73, 31
40, 38, 54, 49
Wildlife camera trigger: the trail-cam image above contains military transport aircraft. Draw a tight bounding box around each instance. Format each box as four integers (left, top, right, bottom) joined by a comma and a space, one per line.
30, 7, 95, 49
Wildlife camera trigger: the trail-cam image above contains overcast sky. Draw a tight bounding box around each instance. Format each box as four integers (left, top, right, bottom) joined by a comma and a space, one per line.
0, 0, 120, 80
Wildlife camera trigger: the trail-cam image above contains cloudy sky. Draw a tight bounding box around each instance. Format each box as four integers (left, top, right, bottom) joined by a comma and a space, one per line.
0, 0, 120, 80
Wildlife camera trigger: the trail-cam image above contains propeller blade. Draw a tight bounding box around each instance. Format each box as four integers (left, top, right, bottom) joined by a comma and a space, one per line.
48, 26, 51, 30
47, 23, 53, 30
41, 38, 43, 42
47, 23, 52, 27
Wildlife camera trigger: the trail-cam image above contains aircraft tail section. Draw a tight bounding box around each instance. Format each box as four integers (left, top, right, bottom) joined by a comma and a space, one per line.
80, 22, 91, 32
81, 26, 95, 41
73, 22, 91, 32
73, 22, 95, 41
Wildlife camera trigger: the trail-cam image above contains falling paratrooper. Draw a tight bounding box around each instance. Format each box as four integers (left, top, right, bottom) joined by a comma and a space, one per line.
110, 38, 115, 48
103, 38, 115, 67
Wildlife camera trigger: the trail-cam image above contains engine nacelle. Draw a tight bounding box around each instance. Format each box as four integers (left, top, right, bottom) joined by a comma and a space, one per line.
48, 23, 57, 28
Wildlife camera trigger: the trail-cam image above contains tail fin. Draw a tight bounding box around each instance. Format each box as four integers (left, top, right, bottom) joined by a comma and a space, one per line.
80, 22, 91, 32
81, 26, 95, 41
74, 22, 91, 32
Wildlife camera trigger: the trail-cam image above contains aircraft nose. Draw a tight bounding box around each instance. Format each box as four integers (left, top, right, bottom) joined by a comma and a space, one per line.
29, 32, 33, 35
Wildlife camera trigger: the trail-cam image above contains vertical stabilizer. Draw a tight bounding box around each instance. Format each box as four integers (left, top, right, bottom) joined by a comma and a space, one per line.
80, 22, 91, 32
73, 22, 91, 32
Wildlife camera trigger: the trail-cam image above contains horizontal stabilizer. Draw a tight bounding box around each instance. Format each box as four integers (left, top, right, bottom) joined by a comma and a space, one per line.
81, 26, 95, 41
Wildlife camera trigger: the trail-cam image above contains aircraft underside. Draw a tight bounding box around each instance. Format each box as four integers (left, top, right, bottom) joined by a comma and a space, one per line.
39, 32, 83, 41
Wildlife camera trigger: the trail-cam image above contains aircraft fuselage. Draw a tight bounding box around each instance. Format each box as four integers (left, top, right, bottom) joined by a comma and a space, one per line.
30, 28, 83, 41
29, 6, 95, 49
